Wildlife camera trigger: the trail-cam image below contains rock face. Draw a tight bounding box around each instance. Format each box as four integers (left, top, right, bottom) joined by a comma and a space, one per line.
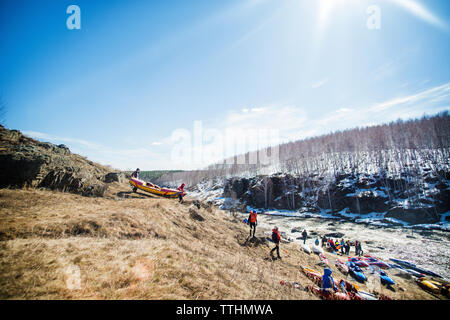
223, 175, 303, 210
221, 170, 449, 225
0, 125, 118, 196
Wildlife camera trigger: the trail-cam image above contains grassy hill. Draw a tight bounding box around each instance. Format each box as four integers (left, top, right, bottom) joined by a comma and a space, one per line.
0, 183, 444, 300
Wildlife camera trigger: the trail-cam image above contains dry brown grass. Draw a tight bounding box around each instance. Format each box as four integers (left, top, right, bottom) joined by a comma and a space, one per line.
0, 186, 444, 300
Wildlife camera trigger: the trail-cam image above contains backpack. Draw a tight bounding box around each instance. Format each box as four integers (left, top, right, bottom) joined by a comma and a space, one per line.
271, 231, 278, 243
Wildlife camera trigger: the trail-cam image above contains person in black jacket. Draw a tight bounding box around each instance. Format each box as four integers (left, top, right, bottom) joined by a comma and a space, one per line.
302, 229, 308, 244
131, 168, 140, 179
270, 226, 282, 260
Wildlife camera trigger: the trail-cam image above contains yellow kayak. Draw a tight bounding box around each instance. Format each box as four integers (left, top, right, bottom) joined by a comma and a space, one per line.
129, 178, 186, 198
418, 279, 440, 293
301, 266, 321, 276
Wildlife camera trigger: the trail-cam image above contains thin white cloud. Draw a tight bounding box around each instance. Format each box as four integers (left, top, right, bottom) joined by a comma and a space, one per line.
368, 82, 450, 112
390, 0, 448, 31
22, 131, 101, 149
311, 78, 329, 89
22, 131, 172, 170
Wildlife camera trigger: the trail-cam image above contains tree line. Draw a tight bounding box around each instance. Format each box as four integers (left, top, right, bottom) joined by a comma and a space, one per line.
156, 112, 450, 186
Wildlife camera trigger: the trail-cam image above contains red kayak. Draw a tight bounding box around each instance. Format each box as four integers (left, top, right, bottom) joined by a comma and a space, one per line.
307, 285, 350, 300
363, 255, 390, 269
348, 257, 369, 268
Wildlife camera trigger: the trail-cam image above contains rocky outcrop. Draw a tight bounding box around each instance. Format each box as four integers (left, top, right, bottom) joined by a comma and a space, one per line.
0, 125, 119, 196
385, 207, 440, 225
221, 170, 449, 225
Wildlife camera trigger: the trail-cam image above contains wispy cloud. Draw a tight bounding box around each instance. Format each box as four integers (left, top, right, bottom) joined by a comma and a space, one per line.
22, 131, 102, 149
22, 131, 170, 171
391, 0, 448, 31
368, 82, 450, 112
311, 77, 329, 89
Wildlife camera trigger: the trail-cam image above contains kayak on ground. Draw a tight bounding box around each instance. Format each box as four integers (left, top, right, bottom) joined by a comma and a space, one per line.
389, 258, 442, 278
346, 261, 367, 283
356, 291, 378, 300
335, 258, 349, 275
319, 253, 329, 265
379, 270, 395, 286
363, 255, 390, 269
302, 243, 312, 254
348, 257, 369, 268
307, 285, 350, 300
312, 245, 324, 255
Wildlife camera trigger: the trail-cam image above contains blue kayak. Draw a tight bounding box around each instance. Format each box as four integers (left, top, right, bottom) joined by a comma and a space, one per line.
346, 261, 367, 283
380, 270, 395, 286
389, 258, 441, 278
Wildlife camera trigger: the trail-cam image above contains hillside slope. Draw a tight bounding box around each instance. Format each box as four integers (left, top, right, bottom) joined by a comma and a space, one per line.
0, 184, 444, 300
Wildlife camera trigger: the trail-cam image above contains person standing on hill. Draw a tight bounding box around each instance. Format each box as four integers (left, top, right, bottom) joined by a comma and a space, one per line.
340, 239, 345, 254
247, 210, 258, 238
355, 241, 363, 256
345, 240, 350, 255
131, 168, 141, 192
177, 183, 186, 204
302, 229, 308, 244
270, 226, 282, 260
131, 168, 140, 179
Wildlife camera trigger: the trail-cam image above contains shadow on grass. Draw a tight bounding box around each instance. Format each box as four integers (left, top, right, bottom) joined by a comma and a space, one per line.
117, 191, 157, 199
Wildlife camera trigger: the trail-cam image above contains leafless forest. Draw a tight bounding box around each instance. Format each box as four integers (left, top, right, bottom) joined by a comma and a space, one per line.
157, 112, 450, 187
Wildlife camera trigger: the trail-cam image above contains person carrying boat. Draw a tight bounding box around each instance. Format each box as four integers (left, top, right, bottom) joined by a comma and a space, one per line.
321, 268, 338, 293
131, 168, 141, 192
131, 168, 140, 179
247, 210, 257, 238
270, 226, 282, 260
302, 229, 308, 244
177, 183, 186, 204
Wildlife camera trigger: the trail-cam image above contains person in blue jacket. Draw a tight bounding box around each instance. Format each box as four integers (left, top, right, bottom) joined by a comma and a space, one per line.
321, 268, 338, 292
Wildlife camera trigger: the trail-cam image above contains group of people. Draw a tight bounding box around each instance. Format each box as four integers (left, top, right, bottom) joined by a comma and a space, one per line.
131, 168, 356, 294
322, 237, 363, 257
244, 212, 354, 295
246, 210, 283, 260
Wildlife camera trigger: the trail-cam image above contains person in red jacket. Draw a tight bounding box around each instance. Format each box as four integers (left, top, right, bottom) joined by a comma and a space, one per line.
270, 226, 282, 260
247, 210, 258, 238
177, 183, 185, 203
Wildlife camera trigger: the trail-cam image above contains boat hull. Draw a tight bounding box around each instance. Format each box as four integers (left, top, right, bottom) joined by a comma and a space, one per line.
129, 178, 186, 198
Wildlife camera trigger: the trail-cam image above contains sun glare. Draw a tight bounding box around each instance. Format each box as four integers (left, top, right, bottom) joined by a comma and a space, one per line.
318, 0, 359, 29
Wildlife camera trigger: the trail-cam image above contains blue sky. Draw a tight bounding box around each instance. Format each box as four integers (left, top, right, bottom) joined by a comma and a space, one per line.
1, 0, 449, 170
